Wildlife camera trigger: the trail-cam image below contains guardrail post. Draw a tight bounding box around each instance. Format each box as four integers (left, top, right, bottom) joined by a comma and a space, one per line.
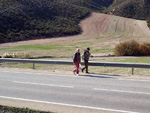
33, 61, 35, 69
132, 64, 134, 75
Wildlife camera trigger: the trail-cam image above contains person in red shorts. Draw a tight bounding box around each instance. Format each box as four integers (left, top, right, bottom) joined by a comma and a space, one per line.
73, 48, 81, 76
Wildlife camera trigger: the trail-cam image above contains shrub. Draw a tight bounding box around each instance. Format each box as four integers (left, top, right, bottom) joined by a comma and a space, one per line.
139, 43, 150, 55
147, 19, 150, 29
115, 40, 140, 56
2, 52, 32, 59
2, 53, 13, 58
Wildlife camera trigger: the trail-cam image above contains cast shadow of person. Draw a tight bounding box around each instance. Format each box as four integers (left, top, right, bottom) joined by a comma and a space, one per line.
79, 72, 121, 79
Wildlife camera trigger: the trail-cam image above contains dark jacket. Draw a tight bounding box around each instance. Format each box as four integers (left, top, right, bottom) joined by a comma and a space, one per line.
82, 50, 90, 60
73, 52, 81, 63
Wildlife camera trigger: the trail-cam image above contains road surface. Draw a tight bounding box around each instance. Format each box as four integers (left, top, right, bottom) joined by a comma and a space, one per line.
0, 71, 150, 113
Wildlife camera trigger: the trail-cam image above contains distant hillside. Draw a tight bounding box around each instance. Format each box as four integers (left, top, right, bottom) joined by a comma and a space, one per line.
0, 0, 150, 43
106, 0, 150, 22
63, 0, 113, 10
0, 0, 90, 43
0, 0, 114, 43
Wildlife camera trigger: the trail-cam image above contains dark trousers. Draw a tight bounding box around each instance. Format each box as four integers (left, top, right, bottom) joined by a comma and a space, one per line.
82, 60, 88, 73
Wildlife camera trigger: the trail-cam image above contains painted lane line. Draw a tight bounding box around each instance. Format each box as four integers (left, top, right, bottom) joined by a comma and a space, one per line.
93, 88, 150, 95
118, 78, 150, 82
0, 71, 59, 76
0, 96, 139, 113
12, 81, 74, 88
1, 70, 150, 82
0, 71, 77, 78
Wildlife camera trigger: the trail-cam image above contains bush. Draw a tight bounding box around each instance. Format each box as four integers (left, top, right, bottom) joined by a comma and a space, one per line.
147, 19, 150, 29
2, 52, 32, 59
139, 43, 150, 55
2, 52, 13, 58
115, 40, 140, 56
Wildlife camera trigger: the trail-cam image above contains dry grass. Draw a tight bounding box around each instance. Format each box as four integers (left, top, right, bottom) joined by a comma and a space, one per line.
1, 60, 150, 76
2, 52, 33, 59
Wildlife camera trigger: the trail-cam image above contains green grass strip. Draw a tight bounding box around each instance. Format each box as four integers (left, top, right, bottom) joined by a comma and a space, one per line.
0, 105, 53, 113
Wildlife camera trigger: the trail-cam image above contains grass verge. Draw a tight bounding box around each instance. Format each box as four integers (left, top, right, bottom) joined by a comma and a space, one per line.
1, 56, 150, 76
0, 105, 53, 113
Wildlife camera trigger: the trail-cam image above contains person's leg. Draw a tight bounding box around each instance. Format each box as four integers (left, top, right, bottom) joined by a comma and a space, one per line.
74, 62, 79, 74
82, 60, 86, 72
76, 62, 80, 74
85, 60, 89, 73
73, 63, 77, 73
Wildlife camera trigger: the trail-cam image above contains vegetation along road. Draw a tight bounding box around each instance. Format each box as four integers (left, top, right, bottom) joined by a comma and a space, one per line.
0, 71, 150, 113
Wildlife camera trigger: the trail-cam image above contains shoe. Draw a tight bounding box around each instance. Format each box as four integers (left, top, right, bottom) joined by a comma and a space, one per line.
76, 74, 79, 76
86, 72, 89, 73
82, 69, 84, 73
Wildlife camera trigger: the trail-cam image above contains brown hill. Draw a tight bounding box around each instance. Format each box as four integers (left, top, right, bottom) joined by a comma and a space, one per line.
80, 13, 150, 38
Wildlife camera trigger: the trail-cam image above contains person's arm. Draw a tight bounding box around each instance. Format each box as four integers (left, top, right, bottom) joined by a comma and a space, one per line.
73, 53, 76, 64
82, 51, 86, 60
79, 54, 81, 64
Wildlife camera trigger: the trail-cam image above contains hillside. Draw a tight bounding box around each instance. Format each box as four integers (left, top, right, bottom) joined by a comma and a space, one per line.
106, 0, 150, 21
0, 0, 150, 43
1, 12, 150, 47
63, 0, 113, 10
81, 13, 150, 38
0, 0, 90, 43
1, 12, 150, 58
0, 0, 114, 43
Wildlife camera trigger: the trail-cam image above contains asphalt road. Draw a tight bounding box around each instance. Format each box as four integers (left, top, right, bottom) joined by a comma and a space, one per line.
0, 71, 150, 113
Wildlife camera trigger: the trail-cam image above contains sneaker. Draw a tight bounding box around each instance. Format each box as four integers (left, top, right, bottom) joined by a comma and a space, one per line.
86, 72, 89, 73
82, 69, 84, 73
76, 74, 79, 76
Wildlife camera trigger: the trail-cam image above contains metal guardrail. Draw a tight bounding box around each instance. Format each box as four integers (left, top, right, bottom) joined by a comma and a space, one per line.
0, 58, 150, 75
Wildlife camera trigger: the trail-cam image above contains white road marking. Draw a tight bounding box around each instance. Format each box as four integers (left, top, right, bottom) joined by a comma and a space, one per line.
1, 70, 150, 81
12, 81, 74, 88
0, 71, 58, 76
2, 80, 150, 95
118, 78, 150, 82
0, 96, 138, 113
93, 88, 150, 95
0, 71, 77, 78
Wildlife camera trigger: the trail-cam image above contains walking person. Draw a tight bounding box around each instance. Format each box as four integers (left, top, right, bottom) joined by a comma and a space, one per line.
73, 48, 81, 76
82, 47, 90, 73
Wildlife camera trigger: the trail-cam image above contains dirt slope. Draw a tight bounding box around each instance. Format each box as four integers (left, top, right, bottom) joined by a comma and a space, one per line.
0, 12, 150, 48
80, 13, 150, 38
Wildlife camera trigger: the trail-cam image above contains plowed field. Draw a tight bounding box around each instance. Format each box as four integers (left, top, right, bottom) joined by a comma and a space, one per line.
80, 13, 150, 38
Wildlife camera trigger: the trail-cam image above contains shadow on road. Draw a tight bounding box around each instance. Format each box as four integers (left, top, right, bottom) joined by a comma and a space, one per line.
80, 72, 121, 79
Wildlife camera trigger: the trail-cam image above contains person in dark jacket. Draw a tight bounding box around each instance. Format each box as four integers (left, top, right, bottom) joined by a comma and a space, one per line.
82, 47, 90, 73
73, 48, 81, 76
